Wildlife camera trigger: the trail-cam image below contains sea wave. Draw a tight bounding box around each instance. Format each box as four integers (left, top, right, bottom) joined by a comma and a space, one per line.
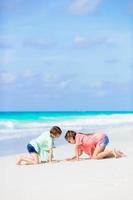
0, 114, 133, 140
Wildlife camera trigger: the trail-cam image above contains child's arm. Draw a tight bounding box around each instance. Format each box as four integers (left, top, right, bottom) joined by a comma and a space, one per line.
75, 145, 82, 160
66, 146, 82, 161
48, 148, 53, 162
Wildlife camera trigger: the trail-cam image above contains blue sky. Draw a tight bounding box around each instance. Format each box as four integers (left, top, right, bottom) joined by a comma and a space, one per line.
0, 0, 133, 111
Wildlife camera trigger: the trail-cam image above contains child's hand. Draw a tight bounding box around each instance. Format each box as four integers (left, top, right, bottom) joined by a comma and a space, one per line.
52, 160, 60, 163
49, 160, 60, 164
65, 158, 77, 161
65, 158, 73, 161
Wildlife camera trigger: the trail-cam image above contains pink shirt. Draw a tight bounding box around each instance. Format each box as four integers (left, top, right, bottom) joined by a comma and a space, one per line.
75, 133, 107, 158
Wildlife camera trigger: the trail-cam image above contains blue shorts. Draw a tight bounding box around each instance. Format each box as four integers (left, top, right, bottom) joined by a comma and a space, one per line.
99, 136, 109, 147
27, 143, 38, 154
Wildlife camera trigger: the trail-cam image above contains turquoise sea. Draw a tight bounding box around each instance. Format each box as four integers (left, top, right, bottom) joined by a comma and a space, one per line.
0, 111, 133, 156
0, 111, 133, 140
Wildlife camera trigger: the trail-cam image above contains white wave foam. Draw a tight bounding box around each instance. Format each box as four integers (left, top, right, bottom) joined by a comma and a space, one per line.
0, 114, 133, 140
0, 121, 15, 129
56, 114, 133, 127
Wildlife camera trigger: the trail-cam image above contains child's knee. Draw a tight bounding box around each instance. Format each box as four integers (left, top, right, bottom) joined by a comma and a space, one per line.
33, 159, 39, 164
92, 155, 98, 159
92, 155, 100, 160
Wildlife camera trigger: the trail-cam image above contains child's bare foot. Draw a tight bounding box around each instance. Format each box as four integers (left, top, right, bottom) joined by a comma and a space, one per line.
16, 158, 22, 165
113, 149, 126, 158
116, 150, 126, 157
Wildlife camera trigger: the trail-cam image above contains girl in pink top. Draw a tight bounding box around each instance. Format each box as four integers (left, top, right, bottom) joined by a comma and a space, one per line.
65, 130, 125, 161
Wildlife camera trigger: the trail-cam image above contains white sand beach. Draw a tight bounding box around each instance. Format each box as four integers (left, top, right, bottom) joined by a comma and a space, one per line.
0, 125, 133, 200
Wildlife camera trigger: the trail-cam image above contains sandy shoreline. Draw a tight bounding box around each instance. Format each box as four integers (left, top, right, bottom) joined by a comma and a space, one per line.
0, 125, 133, 200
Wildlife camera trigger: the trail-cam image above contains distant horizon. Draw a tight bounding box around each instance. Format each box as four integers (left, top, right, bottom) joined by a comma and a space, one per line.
0, 110, 133, 113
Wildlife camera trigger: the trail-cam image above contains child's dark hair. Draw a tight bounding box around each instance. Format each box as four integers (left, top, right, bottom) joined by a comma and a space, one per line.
65, 130, 77, 141
50, 126, 62, 136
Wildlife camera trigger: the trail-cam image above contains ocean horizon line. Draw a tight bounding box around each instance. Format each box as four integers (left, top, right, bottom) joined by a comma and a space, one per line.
0, 110, 133, 113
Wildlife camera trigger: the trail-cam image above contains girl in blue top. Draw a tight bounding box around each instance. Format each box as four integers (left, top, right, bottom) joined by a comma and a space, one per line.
16, 126, 62, 165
